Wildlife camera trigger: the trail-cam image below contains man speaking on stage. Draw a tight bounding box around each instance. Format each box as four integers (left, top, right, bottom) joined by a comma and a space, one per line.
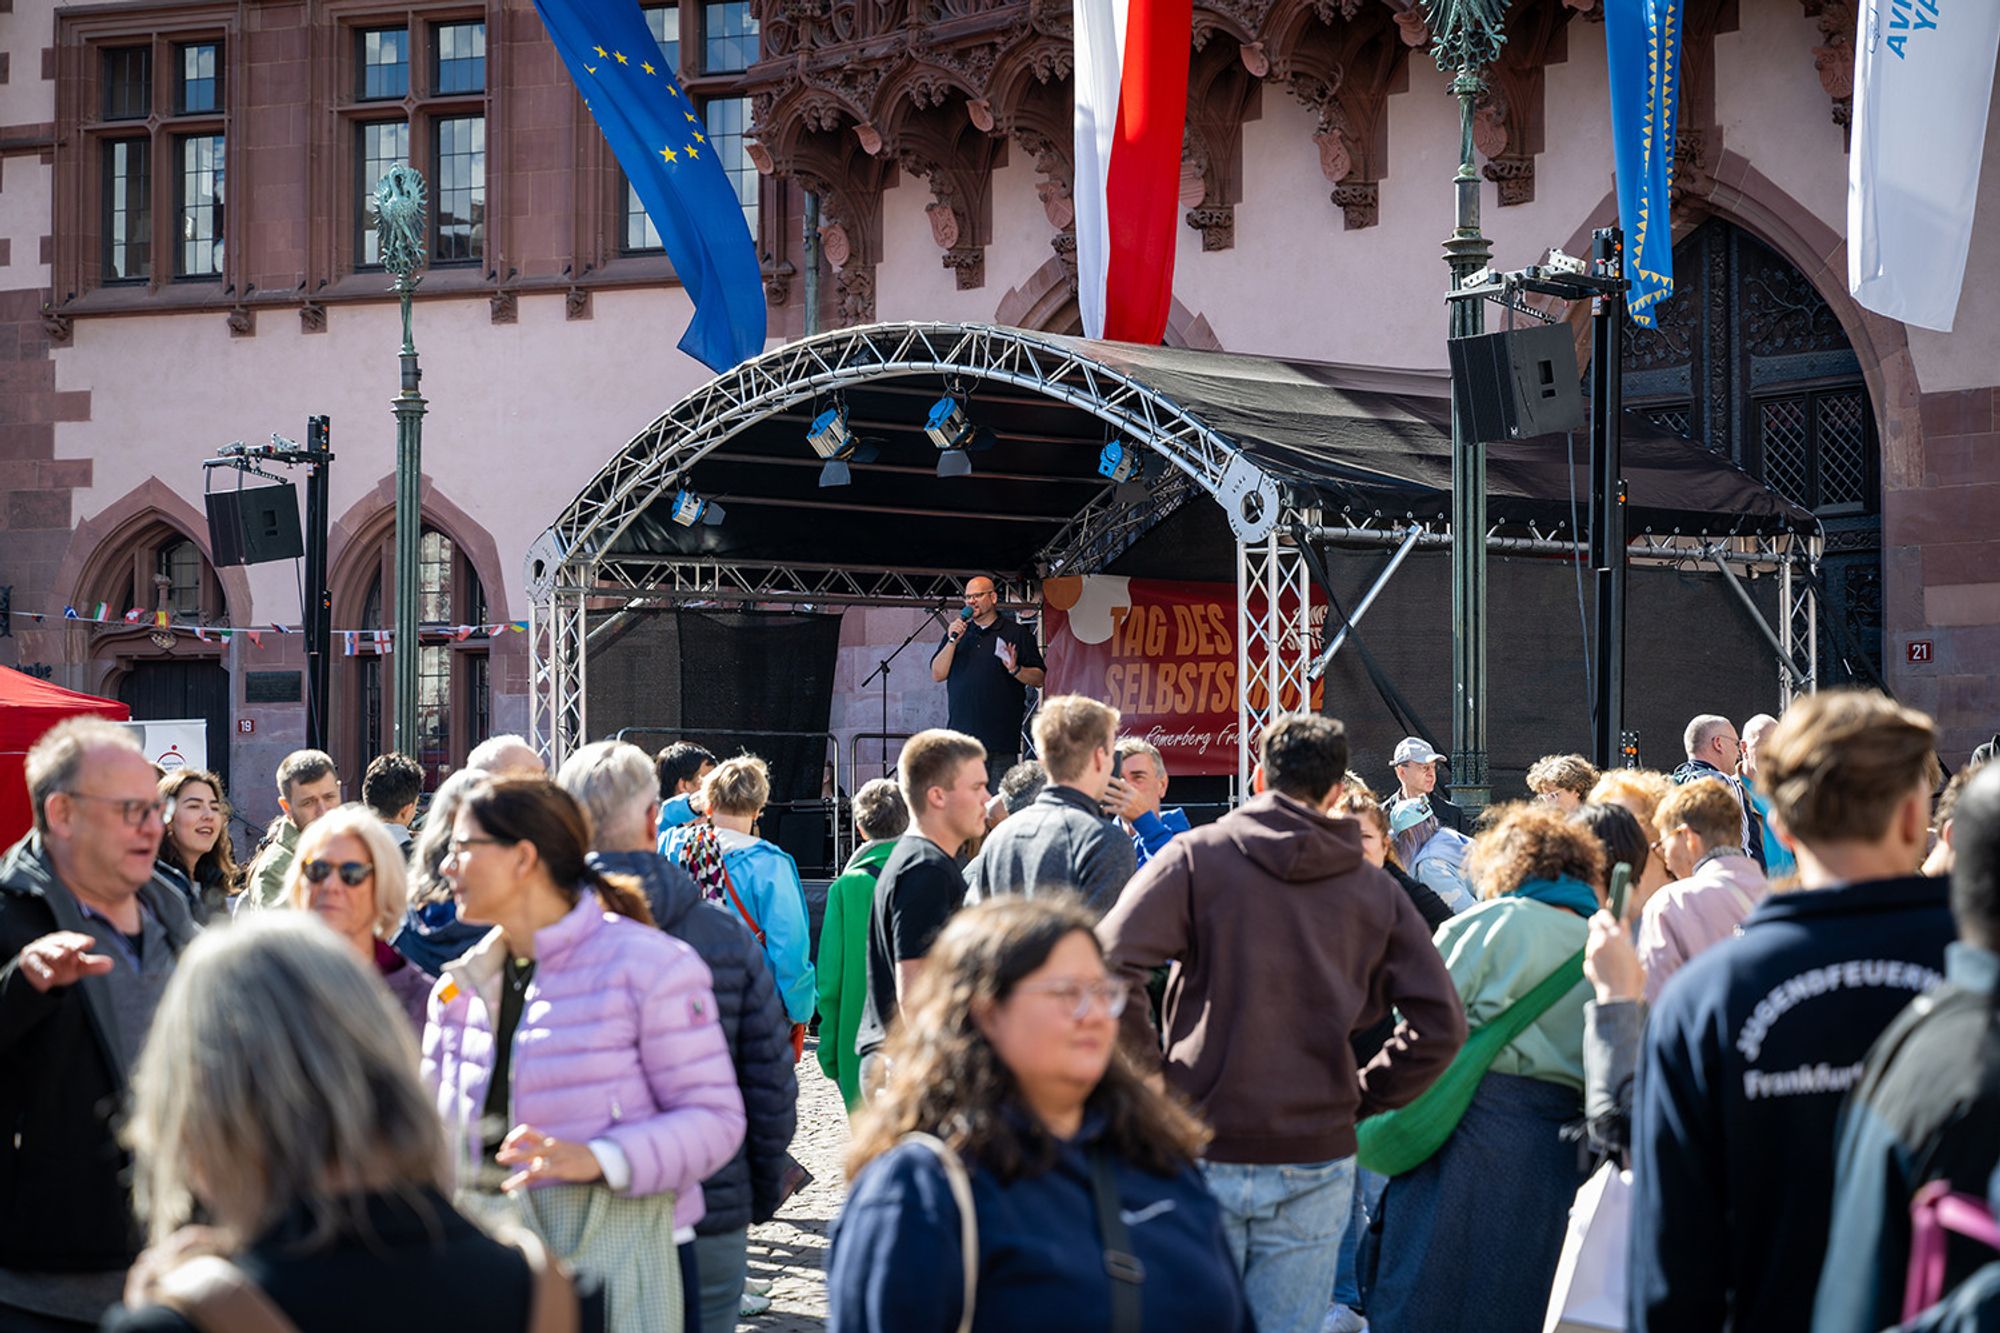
931, 575, 1045, 781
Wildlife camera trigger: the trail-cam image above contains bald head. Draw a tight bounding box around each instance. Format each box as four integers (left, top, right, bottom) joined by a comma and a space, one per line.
1741, 713, 1780, 783
467, 735, 544, 778
963, 575, 999, 625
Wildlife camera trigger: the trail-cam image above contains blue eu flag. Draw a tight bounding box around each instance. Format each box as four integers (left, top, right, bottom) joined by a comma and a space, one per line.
1604, 0, 1682, 327
533, 0, 767, 370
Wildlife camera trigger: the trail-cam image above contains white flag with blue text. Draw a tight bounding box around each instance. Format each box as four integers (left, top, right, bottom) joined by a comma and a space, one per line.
1848, 0, 2000, 331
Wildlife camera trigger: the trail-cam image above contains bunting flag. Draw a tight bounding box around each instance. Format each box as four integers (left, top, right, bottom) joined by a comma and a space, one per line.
1848, 0, 2000, 331
1072, 0, 1192, 343
123, 608, 144, 624
1604, 0, 1683, 326
153, 610, 169, 628
92, 602, 109, 621
532, 0, 766, 370
343, 631, 359, 657
62, 606, 79, 620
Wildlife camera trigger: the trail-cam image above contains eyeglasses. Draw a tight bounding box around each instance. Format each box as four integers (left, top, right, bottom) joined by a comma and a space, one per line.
1016, 979, 1128, 1021
448, 835, 507, 858
301, 859, 374, 886
62, 793, 167, 827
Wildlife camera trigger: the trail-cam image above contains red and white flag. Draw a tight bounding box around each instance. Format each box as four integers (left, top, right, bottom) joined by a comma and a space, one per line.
1072, 0, 1191, 343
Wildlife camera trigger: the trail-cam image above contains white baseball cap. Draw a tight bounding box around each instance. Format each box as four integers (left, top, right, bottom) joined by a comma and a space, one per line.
1393, 737, 1444, 766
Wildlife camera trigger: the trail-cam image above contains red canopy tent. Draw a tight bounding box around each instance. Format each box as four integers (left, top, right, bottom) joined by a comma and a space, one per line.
0, 665, 130, 847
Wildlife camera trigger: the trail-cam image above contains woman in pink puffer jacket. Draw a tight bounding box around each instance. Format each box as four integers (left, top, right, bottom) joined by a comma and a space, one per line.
422, 777, 745, 1331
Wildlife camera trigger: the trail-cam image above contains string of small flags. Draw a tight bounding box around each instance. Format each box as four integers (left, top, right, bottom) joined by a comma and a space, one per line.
15, 604, 530, 651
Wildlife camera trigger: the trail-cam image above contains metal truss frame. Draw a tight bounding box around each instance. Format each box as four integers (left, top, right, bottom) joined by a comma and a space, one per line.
1236, 526, 1316, 794
528, 322, 1299, 763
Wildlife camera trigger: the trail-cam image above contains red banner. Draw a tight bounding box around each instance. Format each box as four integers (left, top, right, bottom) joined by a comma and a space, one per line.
1041, 575, 1324, 776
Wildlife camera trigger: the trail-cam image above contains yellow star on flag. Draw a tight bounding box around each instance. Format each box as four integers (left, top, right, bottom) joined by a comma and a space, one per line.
660, 145, 679, 163
693, 130, 706, 143
614, 50, 629, 64
594, 45, 607, 57
585, 64, 598, 74
686, 143, 700, 158
642, 61, 656, 74
685, 111, 698, 123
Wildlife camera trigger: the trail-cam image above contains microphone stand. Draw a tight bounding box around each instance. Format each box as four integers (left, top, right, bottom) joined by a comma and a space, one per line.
861, 603, 952, 778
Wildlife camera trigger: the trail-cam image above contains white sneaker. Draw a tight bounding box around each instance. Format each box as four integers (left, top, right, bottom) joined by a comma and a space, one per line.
739, 1290, 773, 1317
1321, 1306, 1368, 1333
743, 1277, 772, 1297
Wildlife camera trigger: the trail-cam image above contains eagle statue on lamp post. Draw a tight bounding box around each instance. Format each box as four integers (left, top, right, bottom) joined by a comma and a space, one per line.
374, 162, 428, 754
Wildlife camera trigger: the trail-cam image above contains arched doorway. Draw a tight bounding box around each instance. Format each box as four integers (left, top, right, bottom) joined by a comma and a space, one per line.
76, 521, 234, 789
1622, 218, 1882, 686
333, 521, 493, 789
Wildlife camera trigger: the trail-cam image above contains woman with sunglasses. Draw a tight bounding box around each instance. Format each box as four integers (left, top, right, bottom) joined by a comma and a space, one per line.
155, 768, 239, 922
282, 803, 434, 1034
826, 896, 1250, 1333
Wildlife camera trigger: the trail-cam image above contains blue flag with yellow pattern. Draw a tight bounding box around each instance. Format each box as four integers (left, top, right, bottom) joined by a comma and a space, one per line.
1604, 0, 1682, 327
532, 0, 766, 370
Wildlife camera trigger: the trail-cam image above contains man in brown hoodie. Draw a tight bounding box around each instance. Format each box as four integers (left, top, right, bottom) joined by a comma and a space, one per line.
1097, 712, 1466, 1333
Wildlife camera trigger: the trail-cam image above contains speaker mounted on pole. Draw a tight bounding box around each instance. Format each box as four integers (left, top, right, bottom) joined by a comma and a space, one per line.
1447, 322, 1589, 442
205, 484, 305, 567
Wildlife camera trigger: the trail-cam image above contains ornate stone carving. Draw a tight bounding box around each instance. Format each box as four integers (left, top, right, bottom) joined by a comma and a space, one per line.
943, 247, 985, 289
1473, 1, 1571, 209
227, 303, 255, 337
763, 256, 797, 306
1802, 0, 1856, 129
298, 301, 327, 334
834, 265, 876, 323
1050, 229, 1078, 292
489, 289, 518, 324
1186, 206, 1235, 250
1330, 181, 1379, 229
1482, 155, 1534, 205
41, 304, 73, 348
566, 286, 593, 321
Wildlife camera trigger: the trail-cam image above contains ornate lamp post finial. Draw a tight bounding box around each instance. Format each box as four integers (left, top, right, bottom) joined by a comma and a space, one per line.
1423, 0, 1511, 74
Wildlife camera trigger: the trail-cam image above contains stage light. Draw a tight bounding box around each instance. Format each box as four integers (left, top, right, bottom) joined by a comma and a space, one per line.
806, 404, 879, 487
1097, 440, 1141, 484
670, 487, 726, 527
927, 395, 974, 478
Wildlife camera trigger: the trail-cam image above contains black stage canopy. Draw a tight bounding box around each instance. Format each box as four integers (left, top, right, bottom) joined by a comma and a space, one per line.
591, 327, 1814, 583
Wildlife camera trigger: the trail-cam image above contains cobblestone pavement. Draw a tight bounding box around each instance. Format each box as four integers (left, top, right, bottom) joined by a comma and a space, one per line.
740, 1039, 849, 1331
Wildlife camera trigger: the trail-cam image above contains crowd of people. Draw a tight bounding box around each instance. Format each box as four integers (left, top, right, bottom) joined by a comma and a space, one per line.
3, 670, 1999, 1332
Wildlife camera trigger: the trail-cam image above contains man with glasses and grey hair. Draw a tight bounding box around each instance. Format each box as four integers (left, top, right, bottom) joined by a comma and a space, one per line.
0, 716, 199, 1330
1673, 713, 1767, 871
556, 739, 797, 1333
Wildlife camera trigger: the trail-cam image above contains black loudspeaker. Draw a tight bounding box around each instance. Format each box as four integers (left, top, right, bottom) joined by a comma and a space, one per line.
206, 484, 305, 567
1447, 322, 1589, 442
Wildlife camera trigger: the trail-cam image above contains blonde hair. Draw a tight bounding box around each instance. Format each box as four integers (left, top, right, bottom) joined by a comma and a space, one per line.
1526, 753, 1599, 801
703, 754, 771, 818
898, 729, 986, 815
1589, 768, 1673, 829
1758, 690, 1940, 845
124, 913, 445, 1247
1031, 695, 1119, 784
1654, 778, 1745, 850
284, 805, 409, 939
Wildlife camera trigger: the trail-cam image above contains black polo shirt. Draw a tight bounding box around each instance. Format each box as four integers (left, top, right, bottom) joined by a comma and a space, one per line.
937, 611, 1044, 756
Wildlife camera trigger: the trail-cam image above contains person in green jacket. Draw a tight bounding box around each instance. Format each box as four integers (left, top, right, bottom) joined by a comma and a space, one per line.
816, 777, 909, 1112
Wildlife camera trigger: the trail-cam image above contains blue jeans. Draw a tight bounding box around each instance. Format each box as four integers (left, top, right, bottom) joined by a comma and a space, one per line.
1200, 1156, 1356, 1333
692, 1228, 749, 1333
1333, 1166, 1388, 1308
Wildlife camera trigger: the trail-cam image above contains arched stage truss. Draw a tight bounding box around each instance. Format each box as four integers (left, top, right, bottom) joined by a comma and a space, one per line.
527, 322, 1822, 788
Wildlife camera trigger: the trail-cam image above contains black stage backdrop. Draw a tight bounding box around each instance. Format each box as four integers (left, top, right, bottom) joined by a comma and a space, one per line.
587, 608, 843, 871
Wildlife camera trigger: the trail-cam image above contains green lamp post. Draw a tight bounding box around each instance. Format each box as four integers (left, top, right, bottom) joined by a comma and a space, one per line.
375, 165, 428, 760
1426, 0, 1509, 813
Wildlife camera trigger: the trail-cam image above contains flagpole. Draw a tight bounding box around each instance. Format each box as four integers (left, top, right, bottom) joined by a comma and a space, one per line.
376, 166, 429, 762
1429, 0, 1508, 815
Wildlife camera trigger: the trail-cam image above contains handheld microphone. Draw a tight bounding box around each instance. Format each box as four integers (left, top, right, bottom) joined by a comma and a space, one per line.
958, 605, 975, 623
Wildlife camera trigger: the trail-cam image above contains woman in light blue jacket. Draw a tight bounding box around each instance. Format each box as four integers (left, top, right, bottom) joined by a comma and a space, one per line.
663, 755, 817, 1026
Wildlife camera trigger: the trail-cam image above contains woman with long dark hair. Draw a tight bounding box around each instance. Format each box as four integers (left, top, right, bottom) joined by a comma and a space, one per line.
826, 896, 1249, 1332
155, 768, 238, 921
427, 777, 745, 1333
